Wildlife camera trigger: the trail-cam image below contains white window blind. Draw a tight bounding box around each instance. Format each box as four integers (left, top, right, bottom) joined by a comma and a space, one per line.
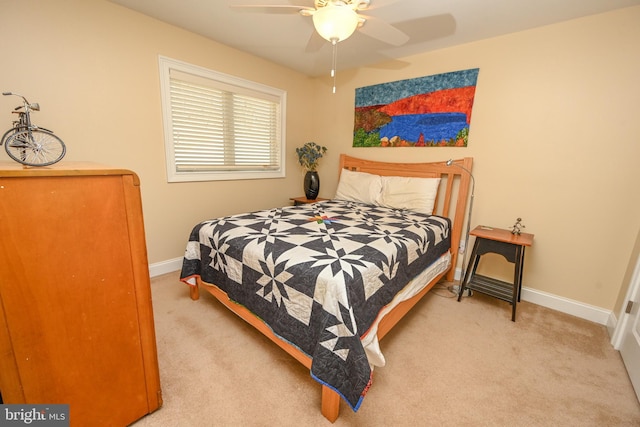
159, 56, 286, 182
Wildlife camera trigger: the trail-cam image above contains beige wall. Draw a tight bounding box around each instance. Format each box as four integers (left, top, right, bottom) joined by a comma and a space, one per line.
310, 6, 640, 312
1, 1, 639, 312
0, 0, 316, 265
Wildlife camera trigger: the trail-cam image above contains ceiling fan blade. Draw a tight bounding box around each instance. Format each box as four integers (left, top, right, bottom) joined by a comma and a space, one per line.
359, 0, 402, 11
357, 14, 409, 46
229, 3, 314, 15
305, 30, 326, 52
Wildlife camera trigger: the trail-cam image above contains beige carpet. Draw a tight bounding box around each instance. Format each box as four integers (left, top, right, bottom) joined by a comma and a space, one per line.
132, 271, 640, 426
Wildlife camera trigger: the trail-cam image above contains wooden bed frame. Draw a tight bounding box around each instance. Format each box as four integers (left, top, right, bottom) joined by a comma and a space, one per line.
188, 154, 473, 422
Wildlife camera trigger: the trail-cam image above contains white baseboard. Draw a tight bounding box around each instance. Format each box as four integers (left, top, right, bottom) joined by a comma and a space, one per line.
452, 267, 612, 326
149, 257, 183, 278
520, 287, 611, 325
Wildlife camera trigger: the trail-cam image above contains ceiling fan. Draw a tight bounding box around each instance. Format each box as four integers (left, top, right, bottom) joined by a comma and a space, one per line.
230, 1, 409, 92
230, 0, 410, 49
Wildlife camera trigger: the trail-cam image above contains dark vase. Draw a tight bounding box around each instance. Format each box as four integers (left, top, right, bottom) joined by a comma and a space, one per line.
304, 170, 320, 200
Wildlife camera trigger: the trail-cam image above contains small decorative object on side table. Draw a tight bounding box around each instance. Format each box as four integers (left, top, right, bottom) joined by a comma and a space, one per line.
290, 196, 329, 206
458, 225, 534, 321
511, 217, 525, 235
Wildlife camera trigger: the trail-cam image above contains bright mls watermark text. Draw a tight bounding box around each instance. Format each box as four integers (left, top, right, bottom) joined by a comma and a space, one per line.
1, 404, 69, 426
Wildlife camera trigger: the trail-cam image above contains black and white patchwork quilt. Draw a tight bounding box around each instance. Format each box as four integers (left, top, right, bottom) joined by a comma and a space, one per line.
180, 199, 451, 411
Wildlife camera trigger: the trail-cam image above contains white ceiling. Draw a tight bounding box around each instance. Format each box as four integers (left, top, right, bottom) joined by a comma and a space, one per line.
109, 0, 640, 77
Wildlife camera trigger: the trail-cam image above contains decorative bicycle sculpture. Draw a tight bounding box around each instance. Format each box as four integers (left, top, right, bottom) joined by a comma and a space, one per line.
1, 92, 66, 166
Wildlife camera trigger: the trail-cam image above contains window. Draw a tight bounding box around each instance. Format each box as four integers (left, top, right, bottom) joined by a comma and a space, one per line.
159, 56, 286, 182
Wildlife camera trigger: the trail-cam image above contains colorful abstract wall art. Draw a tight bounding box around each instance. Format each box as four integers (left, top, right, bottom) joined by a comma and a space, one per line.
353, 68, 479, 147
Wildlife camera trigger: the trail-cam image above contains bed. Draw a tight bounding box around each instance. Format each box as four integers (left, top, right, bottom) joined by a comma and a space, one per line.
180, 154, 473, 422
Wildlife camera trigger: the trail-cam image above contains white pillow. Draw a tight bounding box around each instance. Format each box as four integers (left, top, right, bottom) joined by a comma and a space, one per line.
334, 169, 383, 205
379, 176, 441, 215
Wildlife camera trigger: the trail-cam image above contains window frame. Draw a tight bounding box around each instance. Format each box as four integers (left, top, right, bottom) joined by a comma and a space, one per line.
158, 56, 287, 182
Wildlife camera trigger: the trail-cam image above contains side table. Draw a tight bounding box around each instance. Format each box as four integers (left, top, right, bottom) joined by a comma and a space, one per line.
458, 226, 534, 321
290, 196, 328, 206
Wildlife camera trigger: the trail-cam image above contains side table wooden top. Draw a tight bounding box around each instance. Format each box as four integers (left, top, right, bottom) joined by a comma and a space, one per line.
470, 225, 534, 246
290, 196, 328, 204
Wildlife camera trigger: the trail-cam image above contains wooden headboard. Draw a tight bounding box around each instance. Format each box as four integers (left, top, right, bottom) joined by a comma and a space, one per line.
339, 154, 473, 282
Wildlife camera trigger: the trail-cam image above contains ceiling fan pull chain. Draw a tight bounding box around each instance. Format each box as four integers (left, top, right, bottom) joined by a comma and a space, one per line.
331, 38, 338, 93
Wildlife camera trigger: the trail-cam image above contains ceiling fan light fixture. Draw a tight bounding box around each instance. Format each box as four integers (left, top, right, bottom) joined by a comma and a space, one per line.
312, 4, 359, 43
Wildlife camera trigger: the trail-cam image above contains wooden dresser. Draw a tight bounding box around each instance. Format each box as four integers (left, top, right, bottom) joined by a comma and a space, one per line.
0, 163, 162, 426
